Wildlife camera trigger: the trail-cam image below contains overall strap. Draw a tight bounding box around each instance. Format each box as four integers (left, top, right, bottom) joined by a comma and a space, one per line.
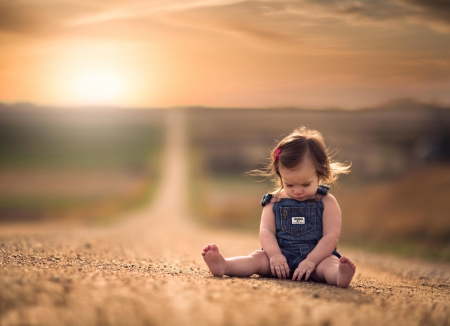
261, 194, 273, 207
316, 185, 330, 196
261, 193, 282, 206
261, 186, 329, 206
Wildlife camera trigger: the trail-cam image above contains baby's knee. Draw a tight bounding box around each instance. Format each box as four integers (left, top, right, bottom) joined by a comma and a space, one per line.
316, 255, 339, 271
249, 250, 270, 275
250, 249, 269, 262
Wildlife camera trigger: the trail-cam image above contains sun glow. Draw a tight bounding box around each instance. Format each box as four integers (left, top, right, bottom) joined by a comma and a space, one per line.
72, 70, 124, 105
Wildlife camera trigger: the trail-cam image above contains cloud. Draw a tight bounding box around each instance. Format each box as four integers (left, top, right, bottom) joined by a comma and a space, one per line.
157, 1, 294, 45
0, 1, 101, 35
3, 0, 449, 42
407, 0, 450, 20
67, 0, 247, 26
277, 0, 450, 32
404, 0, 450, 32
149, 0, 450, 54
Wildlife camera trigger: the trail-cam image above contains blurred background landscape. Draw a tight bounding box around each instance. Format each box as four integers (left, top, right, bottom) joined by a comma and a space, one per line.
1, 0, 450, 264
0, 103, 165, 225
1, 100, 449, 261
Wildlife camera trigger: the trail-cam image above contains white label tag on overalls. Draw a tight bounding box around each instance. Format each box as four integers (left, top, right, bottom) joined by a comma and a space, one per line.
292, 217, 305, 224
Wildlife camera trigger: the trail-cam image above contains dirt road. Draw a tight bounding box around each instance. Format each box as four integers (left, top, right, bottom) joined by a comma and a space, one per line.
1, 111, 449, 326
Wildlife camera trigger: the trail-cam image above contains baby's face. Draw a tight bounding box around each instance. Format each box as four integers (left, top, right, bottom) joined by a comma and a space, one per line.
278, 159, 319, 201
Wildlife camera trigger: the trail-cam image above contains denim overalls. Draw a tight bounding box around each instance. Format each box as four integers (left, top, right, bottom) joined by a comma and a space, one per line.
261, 185, 341, 276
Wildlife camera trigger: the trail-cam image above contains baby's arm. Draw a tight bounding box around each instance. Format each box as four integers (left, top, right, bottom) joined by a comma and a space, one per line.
259, 203, 290, 279
292, 194, 342, 281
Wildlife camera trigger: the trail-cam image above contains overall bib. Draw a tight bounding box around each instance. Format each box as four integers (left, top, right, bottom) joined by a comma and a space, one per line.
261, 185, 341, 276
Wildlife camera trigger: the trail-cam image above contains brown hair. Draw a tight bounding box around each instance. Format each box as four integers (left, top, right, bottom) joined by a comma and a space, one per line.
251, 126, 351, 191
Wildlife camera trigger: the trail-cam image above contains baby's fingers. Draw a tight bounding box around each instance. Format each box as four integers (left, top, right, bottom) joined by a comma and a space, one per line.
274, 264, 288, 279
276, 265, 286, 279
293, 268, 306, 281
270, 264, 275, 277
304, 269, 313, 281
281, 263, 290, 279
272, 265, 281, 278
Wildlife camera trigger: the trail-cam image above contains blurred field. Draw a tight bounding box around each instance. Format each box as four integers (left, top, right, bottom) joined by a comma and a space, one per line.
186, 100, 450, 261
2, 101, 449, 261
0, 103, 165, 224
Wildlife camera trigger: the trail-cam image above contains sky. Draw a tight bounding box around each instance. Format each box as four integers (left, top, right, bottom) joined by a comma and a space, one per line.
1, 0, 450, 109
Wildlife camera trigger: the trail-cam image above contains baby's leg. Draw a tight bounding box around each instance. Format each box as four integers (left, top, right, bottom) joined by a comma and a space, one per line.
312, 255, 356, 288
201, 244, 271, 277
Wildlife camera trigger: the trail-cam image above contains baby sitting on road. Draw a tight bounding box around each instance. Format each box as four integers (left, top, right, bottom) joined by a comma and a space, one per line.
201, 127, 356, 288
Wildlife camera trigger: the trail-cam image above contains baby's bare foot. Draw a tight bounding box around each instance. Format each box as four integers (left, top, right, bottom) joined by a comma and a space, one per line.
336, 256, 356, 288
201, 243, 227, 277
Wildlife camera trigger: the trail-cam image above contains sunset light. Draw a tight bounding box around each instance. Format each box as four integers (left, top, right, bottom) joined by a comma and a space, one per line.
0, 0, 449, 108
72, 70, 124, 105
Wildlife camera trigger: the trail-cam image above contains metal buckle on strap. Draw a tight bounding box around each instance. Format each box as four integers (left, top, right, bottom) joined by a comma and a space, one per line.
261, 194, 273, 207
261, 194, 281, 206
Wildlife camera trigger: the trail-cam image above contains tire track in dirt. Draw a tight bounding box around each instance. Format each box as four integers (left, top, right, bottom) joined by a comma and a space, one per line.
1, 110, 449, 326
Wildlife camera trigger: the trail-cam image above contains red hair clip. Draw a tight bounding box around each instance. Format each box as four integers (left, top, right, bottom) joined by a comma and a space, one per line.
274, 148, 282, 162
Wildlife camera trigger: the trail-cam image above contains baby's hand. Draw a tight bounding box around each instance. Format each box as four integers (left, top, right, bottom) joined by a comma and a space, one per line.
269, 253, 290, 279
292, 259, 316, 281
